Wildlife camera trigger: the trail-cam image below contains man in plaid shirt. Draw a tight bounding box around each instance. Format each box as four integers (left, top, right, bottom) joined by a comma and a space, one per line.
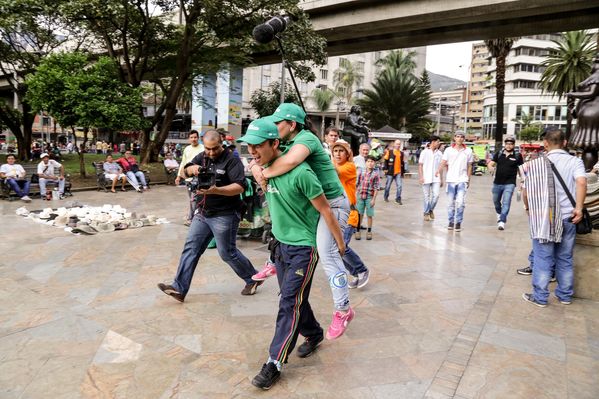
355, 155, 380, 240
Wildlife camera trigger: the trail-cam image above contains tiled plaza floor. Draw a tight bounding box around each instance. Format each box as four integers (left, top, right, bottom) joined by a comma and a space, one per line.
1, 174, 597, 398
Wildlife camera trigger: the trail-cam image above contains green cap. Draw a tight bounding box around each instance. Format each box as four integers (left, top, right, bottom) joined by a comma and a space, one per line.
268, 103, 306, 124
236, 118, 280, 145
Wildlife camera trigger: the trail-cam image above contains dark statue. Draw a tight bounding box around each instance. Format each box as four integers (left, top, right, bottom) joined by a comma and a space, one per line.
568, 55, 599, 170
342, 105, 370, 154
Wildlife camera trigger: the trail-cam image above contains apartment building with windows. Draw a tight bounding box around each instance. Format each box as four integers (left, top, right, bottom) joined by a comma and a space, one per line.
480, 34, 568, 139
461, 42, 489, 134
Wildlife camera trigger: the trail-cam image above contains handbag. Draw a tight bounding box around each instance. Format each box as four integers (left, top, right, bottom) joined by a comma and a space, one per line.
549, 162, 593, 235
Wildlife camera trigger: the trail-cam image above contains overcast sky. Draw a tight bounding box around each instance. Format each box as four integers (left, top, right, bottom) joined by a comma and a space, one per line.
426, 41, 478, 82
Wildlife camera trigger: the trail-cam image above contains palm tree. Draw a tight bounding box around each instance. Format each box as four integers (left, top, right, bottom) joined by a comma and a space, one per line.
376, 50, 417, 76
311, 88, 335, 137
333, 58, 364, 104
540, 30, 596, 140
485, 38, 516, 151
358, 54, 430, 140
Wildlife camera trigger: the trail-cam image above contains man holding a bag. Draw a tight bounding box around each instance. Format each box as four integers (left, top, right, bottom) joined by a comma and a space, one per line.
520, 128, 587, 307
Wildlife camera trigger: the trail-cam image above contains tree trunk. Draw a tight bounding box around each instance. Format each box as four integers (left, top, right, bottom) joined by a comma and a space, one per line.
495, 55, 506, 152
78, 127, 89, 178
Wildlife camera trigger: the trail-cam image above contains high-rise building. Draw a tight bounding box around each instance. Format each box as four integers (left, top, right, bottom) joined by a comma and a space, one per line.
241, 48, 427, 126
461, 42, 489, 134
481, 34, 568, 139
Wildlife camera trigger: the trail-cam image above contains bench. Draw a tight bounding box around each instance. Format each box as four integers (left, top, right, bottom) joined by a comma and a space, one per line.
163, 165, 178, 185
92, 162, 151, 192
1, 162, 72, 200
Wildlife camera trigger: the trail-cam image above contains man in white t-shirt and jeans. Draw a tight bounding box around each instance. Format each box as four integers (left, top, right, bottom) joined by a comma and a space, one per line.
418, 135, 442, 221
38, 153, 65, 199
435, 133, 473, 232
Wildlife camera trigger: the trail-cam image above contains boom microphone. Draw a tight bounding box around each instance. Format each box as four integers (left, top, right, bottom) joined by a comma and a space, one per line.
252, 15, 292, 44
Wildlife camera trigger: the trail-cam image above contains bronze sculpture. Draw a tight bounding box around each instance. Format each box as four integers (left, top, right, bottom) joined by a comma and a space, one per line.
342, 105, 370, 154
568, 55, 599, 170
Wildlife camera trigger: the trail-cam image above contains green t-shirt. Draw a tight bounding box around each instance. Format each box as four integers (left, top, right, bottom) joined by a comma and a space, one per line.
285, 130, 344, 199
266, 161, 323, 247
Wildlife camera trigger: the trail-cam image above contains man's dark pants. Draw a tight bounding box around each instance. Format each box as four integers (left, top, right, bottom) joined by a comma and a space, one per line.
172, 212, 257, 296
269, 243, 323, 364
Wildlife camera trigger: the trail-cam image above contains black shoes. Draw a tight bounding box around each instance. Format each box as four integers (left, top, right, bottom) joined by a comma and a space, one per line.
241, 280, 264, 296
454, 223, 462, 232
395, 199, 402, 205
297, 335, 324, 358
517, 267, 532, 275
522, 293, 547, 308
252, 362, 280, 390
157, 283, 185, 303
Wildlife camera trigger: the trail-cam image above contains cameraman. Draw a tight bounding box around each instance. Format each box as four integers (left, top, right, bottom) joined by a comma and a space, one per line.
158, 131, 260, 302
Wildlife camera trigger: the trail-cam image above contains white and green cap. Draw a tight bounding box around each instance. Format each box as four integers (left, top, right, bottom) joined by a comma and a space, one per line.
268, 103, 306, 124
236, 118, 280, 145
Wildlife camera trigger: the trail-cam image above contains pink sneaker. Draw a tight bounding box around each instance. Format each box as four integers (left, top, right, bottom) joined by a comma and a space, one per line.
252, 261, 277, 281
325, 307, 355, 340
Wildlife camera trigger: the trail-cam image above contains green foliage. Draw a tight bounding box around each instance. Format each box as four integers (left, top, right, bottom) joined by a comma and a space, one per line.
519, 125, 542, 143
511, 112, 535, 129
540, 30, 596, 99
357, 51, 431, 141
333, 58, 364, 104
249, 81, 300, 118
311, 88, 336, 112
25, 52, 148, 131
420, 70, 431, 91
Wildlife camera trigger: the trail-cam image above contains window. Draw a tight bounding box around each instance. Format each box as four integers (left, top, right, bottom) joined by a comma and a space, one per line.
514, 80, 539, 89
356, 61, 365, 73
513, 64, 545, 73
513, 47, 549, 57
339, 57, 349, 68
320, 69, 328, 80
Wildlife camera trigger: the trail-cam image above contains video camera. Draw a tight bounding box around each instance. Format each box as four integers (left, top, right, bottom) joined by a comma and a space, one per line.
190, 164, 216, 191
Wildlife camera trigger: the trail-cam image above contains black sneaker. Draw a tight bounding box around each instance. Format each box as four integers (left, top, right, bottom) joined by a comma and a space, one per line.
517, 267, 532, 275
454, 223, 462, 232
241, 280, 264, 296
157, 283, 185, 303
395, 199, 402, 205
297, 335, 324, 358
522, 293, 547, 308
251, 362, 280, 390
447, 223, 454, 231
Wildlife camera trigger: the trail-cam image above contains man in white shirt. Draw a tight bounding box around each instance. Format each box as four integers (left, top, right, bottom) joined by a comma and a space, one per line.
353, 143, 370, 173
322, 126, 340, 158
0, 154, 31, 202
38, 153, 65, 199
436, 133, 473, 232
418, 135, 442, 221
177, 130, 205, 225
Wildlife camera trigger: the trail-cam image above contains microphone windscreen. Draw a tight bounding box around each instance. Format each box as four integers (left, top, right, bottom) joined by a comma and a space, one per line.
253, 24, 275, 44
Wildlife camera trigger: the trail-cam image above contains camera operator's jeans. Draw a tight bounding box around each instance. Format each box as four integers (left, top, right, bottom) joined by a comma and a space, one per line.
491, 183, 515, 223
317, 194, 351, 311
172, 212, 258, 296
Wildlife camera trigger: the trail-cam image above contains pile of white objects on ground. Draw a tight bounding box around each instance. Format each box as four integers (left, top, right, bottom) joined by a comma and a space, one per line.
15, 202, 169, 235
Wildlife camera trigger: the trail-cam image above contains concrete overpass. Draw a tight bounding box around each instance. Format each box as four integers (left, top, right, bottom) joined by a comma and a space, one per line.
253, 0, 599, 64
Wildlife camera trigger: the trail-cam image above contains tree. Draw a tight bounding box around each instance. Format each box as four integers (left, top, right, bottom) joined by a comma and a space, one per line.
26, 52, 147, 177
60, 0, 327, 164
0, 0, 79, 160
358, 51, 431, 141
249, 81, 300, 118
485, 38, 517, 152
311, 88, 336, 136
519, 125, 542, 143
333, 58, 364, 104
420, 70, 431, 91
540, 30, 596, 140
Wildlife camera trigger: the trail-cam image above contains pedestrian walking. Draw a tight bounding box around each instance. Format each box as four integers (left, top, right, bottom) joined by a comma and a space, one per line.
383, 139, 404, 204
488, 136, 523, 230
418, 135, 442, 221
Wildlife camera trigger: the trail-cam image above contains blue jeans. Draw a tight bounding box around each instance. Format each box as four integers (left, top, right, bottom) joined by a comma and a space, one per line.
5, 178, 30, 197
342, 226, 368, 276
446, 182, 468, 224
126, 171, 147, 189
422, 182, 440, 214
384, 174, 402, 201
317, 195, 350, 311
172, 212, 257, 296
492, 183, 516, 223
531, 219, 576, 304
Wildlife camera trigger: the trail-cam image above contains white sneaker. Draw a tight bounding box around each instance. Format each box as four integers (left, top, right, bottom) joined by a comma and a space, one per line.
21, 195, 32, 202
498, 221, 505, 230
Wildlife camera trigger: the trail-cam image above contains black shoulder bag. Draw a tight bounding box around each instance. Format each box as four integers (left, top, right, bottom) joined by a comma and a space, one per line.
549, 162, 593, 235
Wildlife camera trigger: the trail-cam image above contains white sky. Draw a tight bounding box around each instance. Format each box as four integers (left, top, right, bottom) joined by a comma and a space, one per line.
426, 41, 478, 81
